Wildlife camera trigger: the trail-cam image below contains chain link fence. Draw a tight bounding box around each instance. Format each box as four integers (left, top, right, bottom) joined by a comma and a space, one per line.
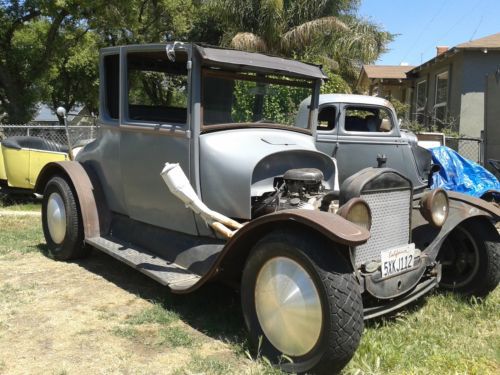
0, 124, 485, 165
446, 137, 483, 164
0, 124, 98, 147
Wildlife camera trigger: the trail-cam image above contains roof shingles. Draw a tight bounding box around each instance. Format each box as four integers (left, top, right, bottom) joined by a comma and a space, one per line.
456, 32, 500, 49
362, 65, 415, 80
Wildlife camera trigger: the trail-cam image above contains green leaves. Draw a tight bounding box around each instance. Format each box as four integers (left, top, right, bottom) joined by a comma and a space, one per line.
211, 0, 393, 90
0, 0, 195, 123
0, 0, 393, 123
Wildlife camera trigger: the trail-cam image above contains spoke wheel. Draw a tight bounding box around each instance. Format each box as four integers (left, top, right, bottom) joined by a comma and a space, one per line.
439, 226, 480, 288
438, 219, 499, 296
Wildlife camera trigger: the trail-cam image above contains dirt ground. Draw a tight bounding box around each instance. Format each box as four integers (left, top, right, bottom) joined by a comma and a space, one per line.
0, 213, 265, 375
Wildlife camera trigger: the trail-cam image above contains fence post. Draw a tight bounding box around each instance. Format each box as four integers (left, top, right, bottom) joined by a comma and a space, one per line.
479, 131, 485, 165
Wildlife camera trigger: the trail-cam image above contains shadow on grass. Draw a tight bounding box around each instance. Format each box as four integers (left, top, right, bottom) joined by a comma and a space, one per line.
35, 243, 246, 346
363, 296, 429, 329
0, 192, 39, 206
36, 243, 51, 257
364, 288, 490, 329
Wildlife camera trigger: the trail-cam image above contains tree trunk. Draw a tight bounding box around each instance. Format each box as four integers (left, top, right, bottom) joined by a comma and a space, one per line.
1, 81, 35, 124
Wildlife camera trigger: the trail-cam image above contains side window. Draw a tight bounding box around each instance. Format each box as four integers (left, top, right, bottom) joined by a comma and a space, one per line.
434, 71, 448, 125
104, 55, 119, 120
415, 80, 427, 124
127, 52, 188, 124
317, 106, 336, 131
344, 106, 394, 133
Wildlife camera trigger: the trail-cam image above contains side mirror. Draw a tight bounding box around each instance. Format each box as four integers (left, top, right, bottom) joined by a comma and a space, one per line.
427, 164, 441, 188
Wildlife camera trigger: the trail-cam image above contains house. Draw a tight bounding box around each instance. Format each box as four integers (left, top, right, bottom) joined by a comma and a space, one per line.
32, 104, 92, 126
356, 64, 414, 103
407, 33, 500, 138
356, 32, 500, 139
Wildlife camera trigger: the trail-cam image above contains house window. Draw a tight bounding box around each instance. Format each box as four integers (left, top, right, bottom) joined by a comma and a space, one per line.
434, 71, 448, 125
415, 80, 427, 123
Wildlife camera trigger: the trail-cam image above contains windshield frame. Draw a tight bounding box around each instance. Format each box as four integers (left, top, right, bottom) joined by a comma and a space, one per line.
200, 68, 317, 133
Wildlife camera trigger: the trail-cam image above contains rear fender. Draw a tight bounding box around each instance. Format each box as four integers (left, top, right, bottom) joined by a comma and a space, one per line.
35, 161, 109, 239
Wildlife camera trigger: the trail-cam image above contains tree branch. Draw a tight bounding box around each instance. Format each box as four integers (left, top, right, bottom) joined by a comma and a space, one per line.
31, 9, 69, 78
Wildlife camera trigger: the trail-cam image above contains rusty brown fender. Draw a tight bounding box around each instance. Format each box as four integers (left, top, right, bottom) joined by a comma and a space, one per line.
447, 191, 500, 218
35, 161, 101, 239
412, 191, 499, 260
176, 209, 370, 294
230, 209, 371, 246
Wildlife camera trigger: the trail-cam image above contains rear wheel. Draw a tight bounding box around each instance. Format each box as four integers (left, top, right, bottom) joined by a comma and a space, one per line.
438, 219, 499, 296
42, 176, 90, 260
241, 231, 363, 374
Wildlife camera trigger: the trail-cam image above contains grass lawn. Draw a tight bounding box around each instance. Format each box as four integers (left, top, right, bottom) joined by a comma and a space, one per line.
0, 209, 498, 374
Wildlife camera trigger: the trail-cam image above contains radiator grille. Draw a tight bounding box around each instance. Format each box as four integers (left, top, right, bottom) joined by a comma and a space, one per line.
354, 189, 411, 267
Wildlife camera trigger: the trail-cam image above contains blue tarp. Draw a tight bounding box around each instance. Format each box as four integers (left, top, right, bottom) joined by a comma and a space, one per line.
430, 146, 500, 198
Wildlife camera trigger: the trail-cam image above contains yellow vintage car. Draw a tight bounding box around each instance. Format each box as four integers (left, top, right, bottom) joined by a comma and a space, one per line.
0, 136, 69, 193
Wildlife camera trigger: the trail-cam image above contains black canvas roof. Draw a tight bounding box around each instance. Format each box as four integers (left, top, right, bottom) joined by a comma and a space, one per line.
195, 44, 328, 80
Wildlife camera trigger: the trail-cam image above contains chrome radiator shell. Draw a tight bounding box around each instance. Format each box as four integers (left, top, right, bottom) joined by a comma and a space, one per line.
354, 189, 411, 267
339, 168, 413, 268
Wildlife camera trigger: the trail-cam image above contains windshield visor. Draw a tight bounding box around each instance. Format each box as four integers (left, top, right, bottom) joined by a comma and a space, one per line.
202, 69, 315, 130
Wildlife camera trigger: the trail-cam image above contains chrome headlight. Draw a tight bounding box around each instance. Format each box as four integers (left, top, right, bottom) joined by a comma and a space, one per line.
420, 189, 449, 227
338, 198, 372, 230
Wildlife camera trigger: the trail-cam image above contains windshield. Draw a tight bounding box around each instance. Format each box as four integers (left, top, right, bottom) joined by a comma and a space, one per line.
202, 69, 315, 129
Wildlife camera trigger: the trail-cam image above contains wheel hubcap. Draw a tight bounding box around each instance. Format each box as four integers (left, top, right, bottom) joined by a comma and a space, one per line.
47, 192, 66, 244
254, 257, 322, 357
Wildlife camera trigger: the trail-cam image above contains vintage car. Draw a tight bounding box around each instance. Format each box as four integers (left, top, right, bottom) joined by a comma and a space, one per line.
34, 43, 499, 374
0, 135, 90, 195
296, 94, 499, 201
296, 94, 435, 192
0, 136, 70, 194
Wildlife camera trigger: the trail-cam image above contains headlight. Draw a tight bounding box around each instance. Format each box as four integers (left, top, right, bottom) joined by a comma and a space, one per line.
420, 189, 449, 227
338, 198, 372, 230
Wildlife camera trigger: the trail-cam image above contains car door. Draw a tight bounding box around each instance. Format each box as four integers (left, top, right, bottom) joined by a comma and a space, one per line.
335, 103, 407, 184
118, 46, 198, 235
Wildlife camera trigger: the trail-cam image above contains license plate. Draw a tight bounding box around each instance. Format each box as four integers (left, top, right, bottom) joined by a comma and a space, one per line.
380, 243, 416, 278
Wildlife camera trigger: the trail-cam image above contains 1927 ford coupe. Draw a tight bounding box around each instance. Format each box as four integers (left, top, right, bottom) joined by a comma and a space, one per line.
35, 43, 499, 374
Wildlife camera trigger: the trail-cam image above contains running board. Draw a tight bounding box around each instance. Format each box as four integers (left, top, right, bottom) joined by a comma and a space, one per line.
86, 236, 201, 291
363, 277, 438, 320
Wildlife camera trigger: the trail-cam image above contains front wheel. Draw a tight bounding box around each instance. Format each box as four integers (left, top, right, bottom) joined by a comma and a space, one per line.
241, 231, 363, 374
438, 219, 499, 296
42, 176, 90, 260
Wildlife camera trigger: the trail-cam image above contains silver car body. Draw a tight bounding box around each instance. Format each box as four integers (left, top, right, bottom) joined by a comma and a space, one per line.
77, 43, 331, 236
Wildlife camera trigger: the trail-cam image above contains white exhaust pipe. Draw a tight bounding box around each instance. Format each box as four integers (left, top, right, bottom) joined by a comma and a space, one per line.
160, 163, 243, 238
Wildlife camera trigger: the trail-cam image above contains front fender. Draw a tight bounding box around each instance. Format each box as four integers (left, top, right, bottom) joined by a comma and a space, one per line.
412, 191, 499, 260
229, 209, 370, 247
176, 209, 370, 294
